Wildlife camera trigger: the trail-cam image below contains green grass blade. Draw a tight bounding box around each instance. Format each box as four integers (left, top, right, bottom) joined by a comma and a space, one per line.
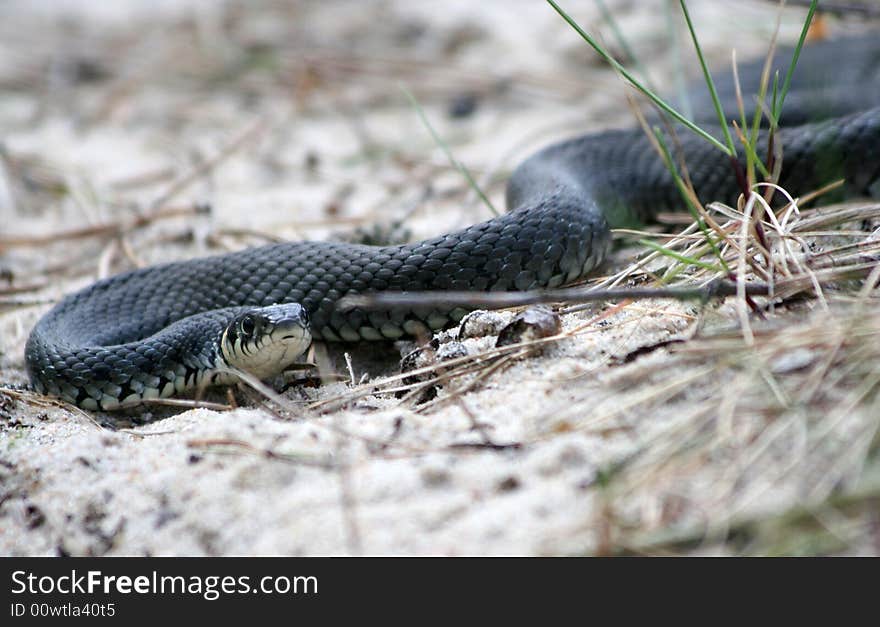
546, 0, 733, 157
772, 0, 818, 122
677, 0, 737, 157
593, 0, 656, 92
639, 239, 726, 273
400, 85, 499, 216
652, 126, 731, 273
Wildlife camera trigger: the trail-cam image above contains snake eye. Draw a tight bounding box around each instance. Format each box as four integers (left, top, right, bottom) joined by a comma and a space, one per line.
240, 315, 256, 337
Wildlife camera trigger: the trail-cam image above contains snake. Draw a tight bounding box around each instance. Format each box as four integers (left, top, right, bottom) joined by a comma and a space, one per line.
24, 34, 880, 410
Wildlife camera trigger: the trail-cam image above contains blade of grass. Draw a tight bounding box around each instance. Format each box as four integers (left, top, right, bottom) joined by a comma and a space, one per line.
639, 239, 726, 273
593, 0, 657, 93
676, 0, 737, 158
744, 4, 781, 178
545, 0, 733, 157
664, 0, 692, 119
652, 126, 731, 273
730, 51, 771, 182
771, 0, 819, 123
400, 85, 499, 216
732, 120, 770, 179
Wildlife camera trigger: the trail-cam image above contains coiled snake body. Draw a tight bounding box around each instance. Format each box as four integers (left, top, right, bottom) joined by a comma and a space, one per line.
26, 35, 880, 410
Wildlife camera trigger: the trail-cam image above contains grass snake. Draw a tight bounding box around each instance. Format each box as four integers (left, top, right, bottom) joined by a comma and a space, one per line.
25, 35, 880, 410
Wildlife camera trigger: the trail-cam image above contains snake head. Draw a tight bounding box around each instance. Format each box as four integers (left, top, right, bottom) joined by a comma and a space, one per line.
220, 303, 311, 379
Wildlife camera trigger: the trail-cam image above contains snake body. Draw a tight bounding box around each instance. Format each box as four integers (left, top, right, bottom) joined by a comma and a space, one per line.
25, 35, 880, 409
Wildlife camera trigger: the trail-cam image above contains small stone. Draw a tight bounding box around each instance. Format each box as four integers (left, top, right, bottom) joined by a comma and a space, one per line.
457, 310, 512, 340
496, 476, 521, 492
421, 466, 452, 488
495, 305, 561, 348
448, 92, 479, 119
436, 341, 469, 361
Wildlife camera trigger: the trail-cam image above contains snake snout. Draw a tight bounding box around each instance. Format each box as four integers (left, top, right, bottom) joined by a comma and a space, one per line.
275, 304, 309, 337
220, 303, 312, 379
266, 303, 309, 331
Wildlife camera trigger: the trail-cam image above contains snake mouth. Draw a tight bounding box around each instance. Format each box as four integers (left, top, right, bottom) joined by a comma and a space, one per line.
278, 331, 307, 342
268, 320, 311, 351
273, 316, 310, 340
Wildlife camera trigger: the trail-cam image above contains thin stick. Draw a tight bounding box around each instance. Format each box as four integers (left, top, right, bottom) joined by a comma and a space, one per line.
339, 279, 771, 311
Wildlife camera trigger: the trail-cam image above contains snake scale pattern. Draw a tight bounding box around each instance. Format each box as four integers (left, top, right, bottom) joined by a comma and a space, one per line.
25, 34, 880, 409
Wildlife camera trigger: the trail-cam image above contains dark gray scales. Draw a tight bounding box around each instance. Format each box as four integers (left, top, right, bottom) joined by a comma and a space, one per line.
25, 35, 880, 408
